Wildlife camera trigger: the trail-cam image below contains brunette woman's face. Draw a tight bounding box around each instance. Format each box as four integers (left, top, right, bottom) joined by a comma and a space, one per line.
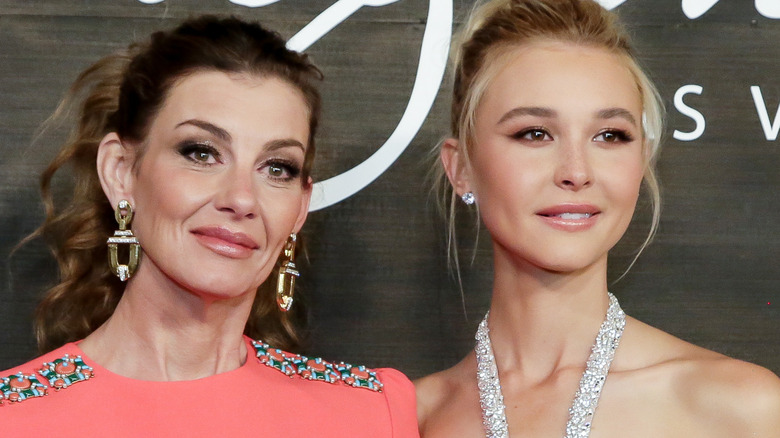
127, 71, 311, 299
466, 42, 644, 273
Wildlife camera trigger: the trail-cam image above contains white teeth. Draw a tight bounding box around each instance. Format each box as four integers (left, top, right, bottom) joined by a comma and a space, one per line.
557, 213, 591, 219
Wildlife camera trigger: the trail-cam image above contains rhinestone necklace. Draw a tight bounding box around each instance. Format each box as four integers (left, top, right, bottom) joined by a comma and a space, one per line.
475, 293, 626, 438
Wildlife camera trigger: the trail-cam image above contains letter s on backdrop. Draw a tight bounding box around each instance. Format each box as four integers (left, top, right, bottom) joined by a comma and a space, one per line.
673, 84, 706, 141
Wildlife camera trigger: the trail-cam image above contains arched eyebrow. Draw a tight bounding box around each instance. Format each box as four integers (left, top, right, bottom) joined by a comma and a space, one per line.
596, 107, 637, 126
176, 119, 231, 142
174, 119, 304, 152
498, 106, 556, 124
265, 138, 305, 152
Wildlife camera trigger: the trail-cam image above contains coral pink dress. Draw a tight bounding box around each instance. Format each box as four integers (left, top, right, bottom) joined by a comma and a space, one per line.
0, 336, 419, 437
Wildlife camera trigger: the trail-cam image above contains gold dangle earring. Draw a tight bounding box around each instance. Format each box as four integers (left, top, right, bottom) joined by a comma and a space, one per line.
107, 199, 140, 281
276, 233, 299, 312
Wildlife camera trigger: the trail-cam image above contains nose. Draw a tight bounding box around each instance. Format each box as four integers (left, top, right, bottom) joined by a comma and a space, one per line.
215, 168, 259, 219
554, 141, 592, 191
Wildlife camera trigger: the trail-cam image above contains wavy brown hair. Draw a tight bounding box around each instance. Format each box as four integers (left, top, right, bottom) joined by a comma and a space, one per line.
29, 15, 322, 353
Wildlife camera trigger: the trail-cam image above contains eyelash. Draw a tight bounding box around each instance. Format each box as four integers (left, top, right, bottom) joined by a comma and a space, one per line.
510, 128, 635, 143
178, 142, 221, 165
178, 142, 303, 182
263, 159, 302, 182
512, 127, 551, 141
594, 129, 634, 143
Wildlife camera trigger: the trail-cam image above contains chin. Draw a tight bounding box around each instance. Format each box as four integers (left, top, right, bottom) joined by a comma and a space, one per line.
176, 275, 260, 302
540, 263, 592, 275
527, 251, 606, 275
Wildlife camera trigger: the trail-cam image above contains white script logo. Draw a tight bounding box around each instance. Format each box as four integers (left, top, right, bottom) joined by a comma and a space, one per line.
598, 0, 779, 19
284, 0, 451, 211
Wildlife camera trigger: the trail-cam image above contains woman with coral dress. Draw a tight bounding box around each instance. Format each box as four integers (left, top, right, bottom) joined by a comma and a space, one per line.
0, 16, 417, 437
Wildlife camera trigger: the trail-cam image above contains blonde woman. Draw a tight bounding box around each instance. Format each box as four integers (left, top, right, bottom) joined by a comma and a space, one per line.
416, 1, 780, 436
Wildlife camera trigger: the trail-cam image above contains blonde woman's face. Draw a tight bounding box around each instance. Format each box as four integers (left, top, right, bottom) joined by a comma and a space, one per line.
127, 71, 311, 300
467, 42, 644, 273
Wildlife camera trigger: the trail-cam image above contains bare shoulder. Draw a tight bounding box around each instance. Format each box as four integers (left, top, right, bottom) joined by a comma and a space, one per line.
676, 348, 780, 434
414, 353, 483, 437
612, 317, 780, 435
414, 358, 466, 427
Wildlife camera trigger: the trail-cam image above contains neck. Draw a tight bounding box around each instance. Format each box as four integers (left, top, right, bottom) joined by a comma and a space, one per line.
81, 266, 255, 381
486, 244, 611, 380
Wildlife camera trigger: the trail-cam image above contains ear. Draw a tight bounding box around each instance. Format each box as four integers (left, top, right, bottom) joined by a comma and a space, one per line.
440, 138, 472, 197
96, 132, 135, 209
292, 177, 313, 233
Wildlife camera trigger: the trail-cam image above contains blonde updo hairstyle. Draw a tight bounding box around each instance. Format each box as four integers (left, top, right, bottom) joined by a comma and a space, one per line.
438, 0, 663, 269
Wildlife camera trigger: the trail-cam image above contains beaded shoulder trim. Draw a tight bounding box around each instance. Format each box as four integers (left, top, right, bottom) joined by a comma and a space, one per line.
252, 340, 383, 392
1, 354, 94, 406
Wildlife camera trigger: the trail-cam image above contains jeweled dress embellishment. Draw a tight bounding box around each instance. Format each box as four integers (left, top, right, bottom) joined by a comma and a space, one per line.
1, 353, 96, 406
1, 372, 48, 404
39, 354, 95, 390
252, 340, 384, 392
476, 293, 626, 438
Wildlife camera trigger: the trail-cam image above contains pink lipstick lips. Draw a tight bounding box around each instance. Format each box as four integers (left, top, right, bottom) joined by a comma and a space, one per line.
191, 226, 259, 258
536, 204, 600, 231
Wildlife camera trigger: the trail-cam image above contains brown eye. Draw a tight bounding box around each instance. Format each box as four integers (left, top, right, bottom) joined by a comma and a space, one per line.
594, 129, 634, 143
514, 128, 552, 142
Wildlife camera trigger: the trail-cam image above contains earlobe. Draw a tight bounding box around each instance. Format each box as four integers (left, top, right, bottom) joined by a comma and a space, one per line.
440, 138, 471, 196
96, 132, 135, 208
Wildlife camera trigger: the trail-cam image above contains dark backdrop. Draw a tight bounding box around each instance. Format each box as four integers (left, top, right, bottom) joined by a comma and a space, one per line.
1, 0, 778, 378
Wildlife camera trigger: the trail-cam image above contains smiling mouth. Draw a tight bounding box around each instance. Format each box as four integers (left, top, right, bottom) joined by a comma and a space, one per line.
543, 212, 593, 220
536, 205, 600, 230
190, 227, 259, 257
